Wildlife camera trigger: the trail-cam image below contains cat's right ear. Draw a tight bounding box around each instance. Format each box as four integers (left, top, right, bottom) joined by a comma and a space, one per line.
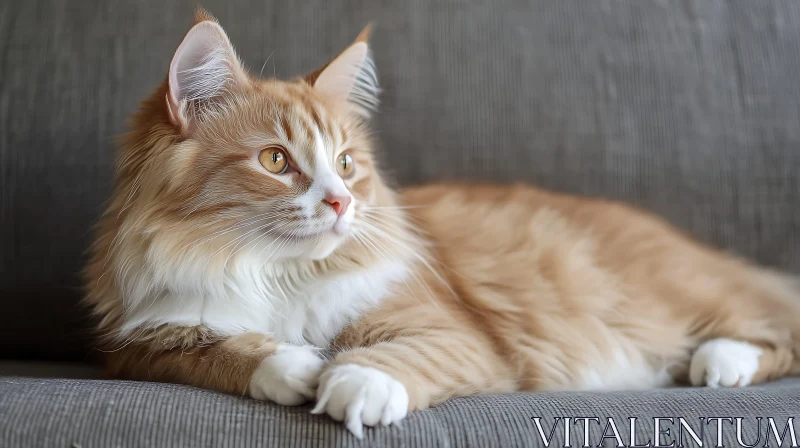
166, 12, 248, 134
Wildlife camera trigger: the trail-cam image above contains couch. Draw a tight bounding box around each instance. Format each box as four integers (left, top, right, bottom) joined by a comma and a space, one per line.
2, 0, 800, 446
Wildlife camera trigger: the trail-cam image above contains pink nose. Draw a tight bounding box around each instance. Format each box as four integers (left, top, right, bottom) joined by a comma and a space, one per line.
322, 194, 351, 217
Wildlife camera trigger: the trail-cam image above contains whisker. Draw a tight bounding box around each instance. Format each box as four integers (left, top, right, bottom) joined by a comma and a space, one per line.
356, 229, 440, 310
207, 218, 283, 262
358, 216, 466, 309
256, 221, 299, 271
177, 196, 220, 224
222, 220, 288, 267
259, 51, 275, 77
361, 205, 426, 210
181, 211, 286, 251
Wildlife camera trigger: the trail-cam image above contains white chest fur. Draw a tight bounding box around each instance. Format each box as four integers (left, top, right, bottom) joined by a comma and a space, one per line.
118, 255, 409, 347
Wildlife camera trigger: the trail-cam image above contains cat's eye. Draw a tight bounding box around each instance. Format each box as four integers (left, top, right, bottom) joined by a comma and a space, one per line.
337, 153, 355, 179
259, 147, 288, 174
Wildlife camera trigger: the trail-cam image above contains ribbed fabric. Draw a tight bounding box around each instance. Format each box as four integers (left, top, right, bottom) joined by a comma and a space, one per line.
3, 2, 800, 445
1, 1, 799, 360
1, 378, 800, 447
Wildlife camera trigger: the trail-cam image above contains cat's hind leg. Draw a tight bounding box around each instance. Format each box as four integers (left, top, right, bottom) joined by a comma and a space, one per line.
688, 338, 793, 387
686, 271, 799, 388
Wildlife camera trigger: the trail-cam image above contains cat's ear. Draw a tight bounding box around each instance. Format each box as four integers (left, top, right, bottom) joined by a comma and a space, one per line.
166, 10, 248, 132
306, 25, 379, 118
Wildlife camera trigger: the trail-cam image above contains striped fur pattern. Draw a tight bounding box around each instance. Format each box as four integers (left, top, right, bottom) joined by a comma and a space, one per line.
85, 12, 800, 438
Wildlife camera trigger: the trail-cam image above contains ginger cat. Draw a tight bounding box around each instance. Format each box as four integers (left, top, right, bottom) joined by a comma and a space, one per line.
85, 11, 800, 438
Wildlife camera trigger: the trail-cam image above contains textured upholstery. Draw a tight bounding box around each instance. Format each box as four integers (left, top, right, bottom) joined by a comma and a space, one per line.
0, 361, 102, 379
3, 377, 800, 447
2, 0, 800, 361
3, 1, 800, 446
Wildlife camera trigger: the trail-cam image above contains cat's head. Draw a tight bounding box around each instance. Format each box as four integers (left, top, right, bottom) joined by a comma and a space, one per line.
115, 11, 400, 266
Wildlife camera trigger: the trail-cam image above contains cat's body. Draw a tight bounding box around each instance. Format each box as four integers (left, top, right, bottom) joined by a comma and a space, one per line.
86, 11, 800, 437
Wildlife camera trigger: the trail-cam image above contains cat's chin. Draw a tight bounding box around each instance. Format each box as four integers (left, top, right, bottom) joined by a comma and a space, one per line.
303, 235, 346, 260
278, 228, 349, 261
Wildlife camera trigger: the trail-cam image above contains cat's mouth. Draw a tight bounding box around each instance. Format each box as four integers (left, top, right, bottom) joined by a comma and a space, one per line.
258, 213, 352, 244
283, 231, 327, 241
275, 222, 347, 241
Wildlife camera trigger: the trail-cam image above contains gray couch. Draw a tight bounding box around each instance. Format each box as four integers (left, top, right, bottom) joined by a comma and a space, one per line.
2, 1, 800, 446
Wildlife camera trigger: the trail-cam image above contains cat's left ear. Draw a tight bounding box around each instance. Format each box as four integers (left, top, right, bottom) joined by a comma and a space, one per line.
306, 25, 379, 118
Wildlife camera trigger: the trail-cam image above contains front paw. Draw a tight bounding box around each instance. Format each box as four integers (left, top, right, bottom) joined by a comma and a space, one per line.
311, 364, 409, 438
248, 344, 326, 406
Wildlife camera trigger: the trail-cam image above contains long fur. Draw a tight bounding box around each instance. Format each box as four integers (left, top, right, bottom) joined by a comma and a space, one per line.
85, 14, 800, 435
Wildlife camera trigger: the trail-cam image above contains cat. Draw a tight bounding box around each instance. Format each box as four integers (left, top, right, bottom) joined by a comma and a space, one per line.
85, 9, 800, 438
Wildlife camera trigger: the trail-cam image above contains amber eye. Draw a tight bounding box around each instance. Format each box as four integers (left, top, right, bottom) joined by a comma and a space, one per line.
259, 147, 288, 174
337, 153, 355, 179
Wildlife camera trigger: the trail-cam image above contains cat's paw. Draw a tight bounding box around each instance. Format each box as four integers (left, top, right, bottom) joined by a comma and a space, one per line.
311, 364, 408, 438
248, 344, 326, 406
689, 338, 762, 388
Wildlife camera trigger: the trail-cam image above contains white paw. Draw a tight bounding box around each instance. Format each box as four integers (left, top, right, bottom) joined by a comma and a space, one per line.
690, 338, 762, 388
311, 364, 409, 438
248, 344, 326, 406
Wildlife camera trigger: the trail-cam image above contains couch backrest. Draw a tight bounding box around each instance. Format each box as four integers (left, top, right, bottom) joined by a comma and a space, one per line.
2, 0, 799, 361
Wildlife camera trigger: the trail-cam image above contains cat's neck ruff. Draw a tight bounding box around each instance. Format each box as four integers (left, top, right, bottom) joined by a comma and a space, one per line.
117, 246, 411, 347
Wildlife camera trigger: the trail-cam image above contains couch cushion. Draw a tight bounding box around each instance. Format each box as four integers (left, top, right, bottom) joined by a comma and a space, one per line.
2, 378, 800, 447
2, 1, 800, 360
0, 361, 102, 379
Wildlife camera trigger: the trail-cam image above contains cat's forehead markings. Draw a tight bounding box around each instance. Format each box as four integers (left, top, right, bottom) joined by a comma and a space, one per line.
240, 93, 344, 180
311, 126, 350, 198
278, 113, 293, 143
312, 126, 334, 169
280, 120, 315, 175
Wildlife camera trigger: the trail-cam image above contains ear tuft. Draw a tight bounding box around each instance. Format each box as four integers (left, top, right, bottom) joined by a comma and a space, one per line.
194, 7, 218, 25
354, 23, 372, 44
167, 16, 247, 131
310, 26, 379, 118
